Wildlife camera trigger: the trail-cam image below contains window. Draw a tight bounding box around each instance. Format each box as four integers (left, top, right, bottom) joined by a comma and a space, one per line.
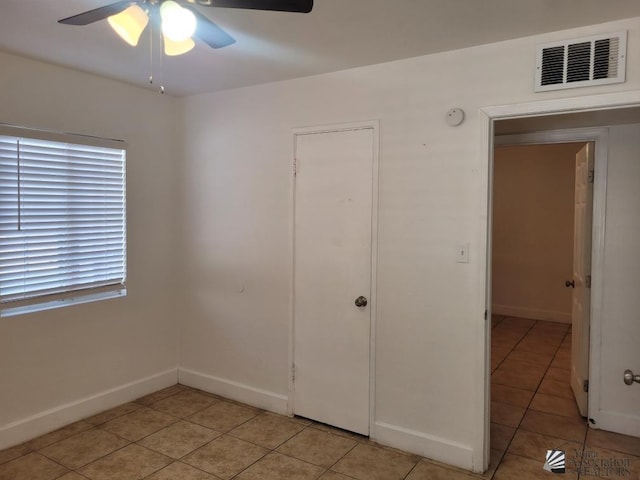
0, 125, 126, 315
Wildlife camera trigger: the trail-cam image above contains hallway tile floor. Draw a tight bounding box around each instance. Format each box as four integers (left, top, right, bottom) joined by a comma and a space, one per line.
0, 317, 638, 479
490, 316, 640, 479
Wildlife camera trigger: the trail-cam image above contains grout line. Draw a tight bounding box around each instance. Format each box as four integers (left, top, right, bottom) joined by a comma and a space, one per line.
225, 423, 305, 451
228, 417, 363, 475
325, 436, 360, 473
524, 321, 567, 399
491, 318, 579, 477
4, 348, 613, 480
31, 426, 135, 474
134, 384, 187, 407
70, 442, 133, 474
402, 459, 421, 479
488, 449, 504, 480
490, 318, 537, 373
31, 452, 71, 480
174, 460, 227, 479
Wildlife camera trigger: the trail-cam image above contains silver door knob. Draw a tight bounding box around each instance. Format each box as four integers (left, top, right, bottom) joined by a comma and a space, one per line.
624, 369, 640, 385
354, 296, 368, 307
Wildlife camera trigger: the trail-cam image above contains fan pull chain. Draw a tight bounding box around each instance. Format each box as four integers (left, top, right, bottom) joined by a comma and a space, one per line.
149, 17, 154, 86
147, 7, 165, 94
151, 14, 165, 94
159, 42, 165, 94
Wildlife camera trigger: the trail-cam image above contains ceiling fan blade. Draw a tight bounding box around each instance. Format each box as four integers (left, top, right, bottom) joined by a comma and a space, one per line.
190, 9, 236, 48
193, 0, 313, 13
58, 1, 138, 25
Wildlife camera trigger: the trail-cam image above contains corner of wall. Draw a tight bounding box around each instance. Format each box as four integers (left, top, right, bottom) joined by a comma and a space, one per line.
0, 368, 178, 450
178, 368, 288, 415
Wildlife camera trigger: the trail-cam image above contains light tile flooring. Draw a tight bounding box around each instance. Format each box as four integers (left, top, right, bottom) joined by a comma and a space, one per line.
1, 316, 639, 480
489, 316, 640, 479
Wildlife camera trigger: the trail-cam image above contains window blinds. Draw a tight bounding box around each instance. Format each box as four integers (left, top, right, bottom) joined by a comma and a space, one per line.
0, 132, 126, 307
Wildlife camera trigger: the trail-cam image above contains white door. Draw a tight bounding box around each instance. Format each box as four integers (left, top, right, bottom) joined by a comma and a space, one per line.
570, 142, 593, 416
589, 124, 640, 436
293, 126, 374, 435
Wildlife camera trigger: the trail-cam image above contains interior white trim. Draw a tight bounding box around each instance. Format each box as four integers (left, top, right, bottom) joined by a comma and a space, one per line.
482, 91, 640, 119
178, 368, 288, 415
593, 410, 640, 437
289, 120, 380, 437
474, 106, 494, 473
492, 304, 571, 324
374, 422, 475, 471
495, 127, 609, 146
0, 123, 127, 149
478, 89, 640, 472
369, 121, 381, 441
0, 368, 178, 450
286, 124, 296, 417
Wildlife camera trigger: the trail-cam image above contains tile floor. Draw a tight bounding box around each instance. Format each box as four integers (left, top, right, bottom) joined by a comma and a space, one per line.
0, 316, 638, 480
489, 316, 640, 479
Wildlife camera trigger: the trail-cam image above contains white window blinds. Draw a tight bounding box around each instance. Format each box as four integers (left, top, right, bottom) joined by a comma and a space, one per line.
0, 127, 126, 309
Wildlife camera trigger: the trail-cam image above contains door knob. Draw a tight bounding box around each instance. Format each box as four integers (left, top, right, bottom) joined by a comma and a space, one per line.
624, 369, 640, 385
354, 296, 368, 307
565, 280, 575, 288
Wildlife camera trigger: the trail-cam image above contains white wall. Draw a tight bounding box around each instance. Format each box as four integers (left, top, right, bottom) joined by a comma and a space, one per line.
177, 17, 640, 471
492, 143, 579, 323
0, 51, 179, 448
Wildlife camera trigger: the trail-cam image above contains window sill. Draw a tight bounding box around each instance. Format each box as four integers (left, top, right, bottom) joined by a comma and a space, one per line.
0, 289, 127, 318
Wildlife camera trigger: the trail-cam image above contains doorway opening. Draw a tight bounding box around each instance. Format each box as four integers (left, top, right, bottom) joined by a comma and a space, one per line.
489, 138, 594, 470
478, 95, 640, 472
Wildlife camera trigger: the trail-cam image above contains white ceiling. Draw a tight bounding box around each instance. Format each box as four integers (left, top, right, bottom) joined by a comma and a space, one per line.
1, 1, 640, 96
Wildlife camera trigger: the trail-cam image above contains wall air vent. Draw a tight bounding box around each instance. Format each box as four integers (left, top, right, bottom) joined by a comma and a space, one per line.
535, 31, 627, 92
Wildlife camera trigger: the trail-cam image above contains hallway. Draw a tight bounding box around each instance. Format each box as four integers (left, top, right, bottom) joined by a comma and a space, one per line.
490, 316, 640, 478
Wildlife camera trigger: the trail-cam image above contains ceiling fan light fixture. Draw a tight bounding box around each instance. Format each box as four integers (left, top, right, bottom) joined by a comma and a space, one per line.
107, 4, 149, 46
163, 35, 195, 56
161, 1, 197, 42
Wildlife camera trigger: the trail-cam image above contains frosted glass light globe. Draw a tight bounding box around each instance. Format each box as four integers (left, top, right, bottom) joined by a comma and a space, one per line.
161, 1, 197, 42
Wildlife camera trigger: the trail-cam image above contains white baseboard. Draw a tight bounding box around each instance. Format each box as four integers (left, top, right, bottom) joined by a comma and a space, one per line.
178, 368, 288, 415
588, 411, 640, 438
374, 422, 475, 472
0, 368, 178, 450
492, 304, 571, 324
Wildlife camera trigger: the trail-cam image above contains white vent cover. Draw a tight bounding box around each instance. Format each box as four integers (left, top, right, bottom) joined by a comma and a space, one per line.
535, 31, 627, 92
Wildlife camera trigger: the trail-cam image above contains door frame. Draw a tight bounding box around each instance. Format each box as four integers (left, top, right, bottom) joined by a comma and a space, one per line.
476, 90, 640, 470
287, 120, 380, 438
494, 129, 607, 416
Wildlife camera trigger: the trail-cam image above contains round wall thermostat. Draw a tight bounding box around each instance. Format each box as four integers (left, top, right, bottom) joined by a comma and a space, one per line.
446, 108, 465, 126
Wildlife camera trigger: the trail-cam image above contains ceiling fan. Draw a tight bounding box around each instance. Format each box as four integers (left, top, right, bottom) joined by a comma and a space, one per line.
59, 0, 314, 56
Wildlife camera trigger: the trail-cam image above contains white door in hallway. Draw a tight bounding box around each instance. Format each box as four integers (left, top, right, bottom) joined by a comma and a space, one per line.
571, 142, 593, 417
293, 125, 375, 435
589, 124, 640, 437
